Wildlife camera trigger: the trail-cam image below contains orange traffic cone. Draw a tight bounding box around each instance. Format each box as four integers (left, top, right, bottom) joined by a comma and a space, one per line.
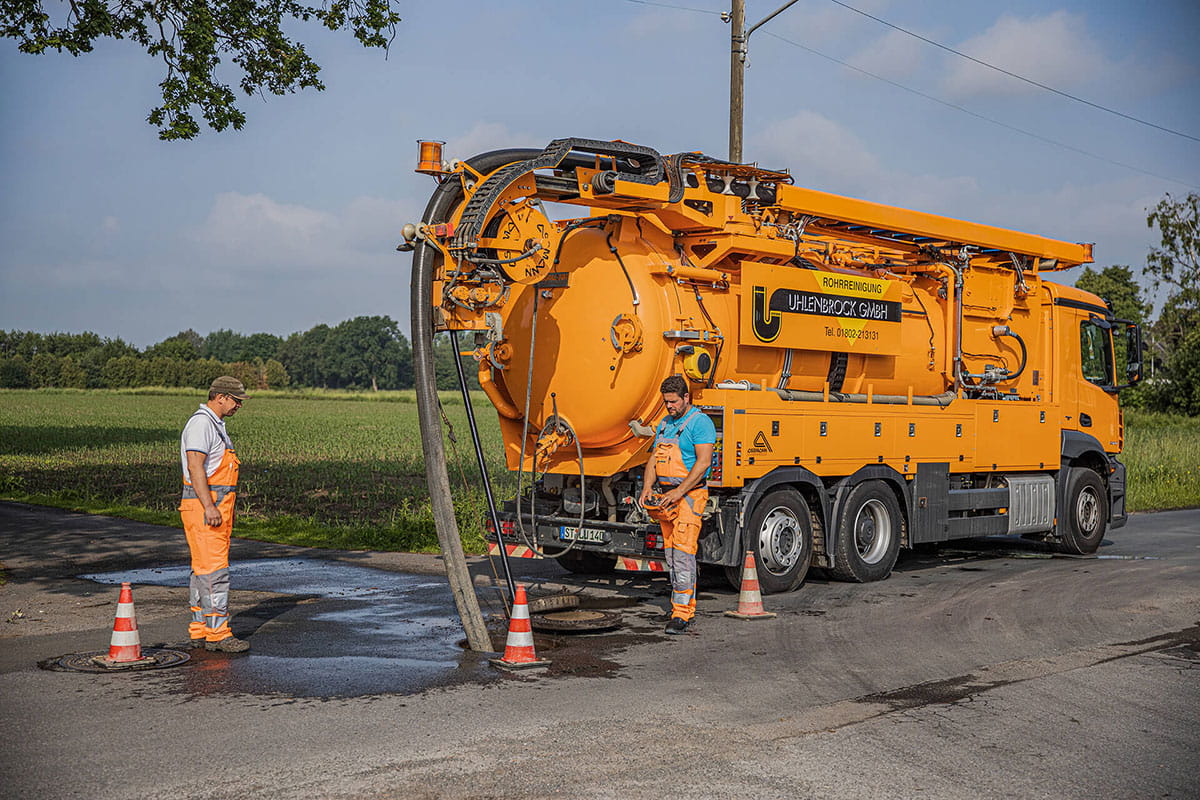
489, 584, 550, 671
724, 551, 777, 620
97, 582, 153, 666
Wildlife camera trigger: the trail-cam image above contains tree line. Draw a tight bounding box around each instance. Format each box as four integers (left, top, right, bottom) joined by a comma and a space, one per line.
0, 315, 478, 392
1076, 192, 1199, 416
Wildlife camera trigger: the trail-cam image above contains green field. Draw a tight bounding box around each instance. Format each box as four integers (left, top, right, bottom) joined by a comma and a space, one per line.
0, 388, 512, 552
1, 390, 1196, 552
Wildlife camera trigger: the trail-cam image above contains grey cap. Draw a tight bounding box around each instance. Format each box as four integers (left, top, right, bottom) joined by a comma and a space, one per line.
209, 376, 248, 400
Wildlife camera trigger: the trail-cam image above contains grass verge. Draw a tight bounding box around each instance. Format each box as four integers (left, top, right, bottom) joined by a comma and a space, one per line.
1122, 410, 1200, 511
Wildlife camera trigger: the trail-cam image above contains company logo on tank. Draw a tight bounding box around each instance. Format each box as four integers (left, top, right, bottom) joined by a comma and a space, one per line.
741, 263, 904, 354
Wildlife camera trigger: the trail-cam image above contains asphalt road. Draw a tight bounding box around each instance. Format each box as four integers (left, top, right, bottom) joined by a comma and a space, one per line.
1, 502, 1197, 799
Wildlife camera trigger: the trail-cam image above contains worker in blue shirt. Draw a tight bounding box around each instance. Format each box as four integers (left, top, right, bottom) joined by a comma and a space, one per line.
639, 375, 716, 634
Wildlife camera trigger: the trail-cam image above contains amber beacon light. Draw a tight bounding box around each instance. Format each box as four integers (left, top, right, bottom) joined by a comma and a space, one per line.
416, 140, 446, 175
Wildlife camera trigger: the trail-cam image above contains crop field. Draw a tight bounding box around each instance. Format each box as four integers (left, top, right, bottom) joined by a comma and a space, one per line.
1, 390, 1196, 552
0, 388, 511, 552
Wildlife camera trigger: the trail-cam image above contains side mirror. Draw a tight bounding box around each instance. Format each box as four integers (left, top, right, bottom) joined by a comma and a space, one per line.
1114, 319, 1143, 390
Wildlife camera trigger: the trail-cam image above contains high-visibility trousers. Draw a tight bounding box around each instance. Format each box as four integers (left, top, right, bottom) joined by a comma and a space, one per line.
179, 448, 238, 642
658, 486, 708, 622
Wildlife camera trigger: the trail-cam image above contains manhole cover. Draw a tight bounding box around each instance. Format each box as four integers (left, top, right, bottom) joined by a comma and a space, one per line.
531, 609, 622, 633
39, 648, 191, 673
528, 593, 582, 613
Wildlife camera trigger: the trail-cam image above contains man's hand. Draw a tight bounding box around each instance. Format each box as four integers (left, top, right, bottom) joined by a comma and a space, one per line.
639, 486, 654, 507
204, 506, 223, 527
660, 487, 686, 506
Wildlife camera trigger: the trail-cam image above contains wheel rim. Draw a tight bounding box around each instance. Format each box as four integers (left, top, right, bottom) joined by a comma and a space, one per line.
757, 506, 804, 575
1076, 486, 1101, 535
853, 499, 892, 565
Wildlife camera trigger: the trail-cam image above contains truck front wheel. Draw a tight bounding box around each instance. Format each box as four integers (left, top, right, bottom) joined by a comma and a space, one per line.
830, 481, 902, 582
1056, 467, 1107, 554
726, 489, 813, 594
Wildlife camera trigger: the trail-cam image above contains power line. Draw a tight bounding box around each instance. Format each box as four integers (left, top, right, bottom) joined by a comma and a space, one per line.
625, 0, 1197, 189
762, 30, 1198, 191
623, 0, 723, 16
826, 0, 1200, 144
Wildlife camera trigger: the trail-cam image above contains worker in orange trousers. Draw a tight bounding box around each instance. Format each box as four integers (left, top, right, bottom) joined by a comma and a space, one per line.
179, 376, 250, 653
640, 375, 716, 634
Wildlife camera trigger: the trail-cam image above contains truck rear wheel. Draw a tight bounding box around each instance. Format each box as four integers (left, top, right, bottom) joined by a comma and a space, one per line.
830, 481, 901, 582
1056, 467, 1107, 555
726, 489, 813, 594
559, 549, 616, 575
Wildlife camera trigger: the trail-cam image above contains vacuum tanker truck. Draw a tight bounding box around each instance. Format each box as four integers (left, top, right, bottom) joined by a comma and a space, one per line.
407, 138, 1142, 592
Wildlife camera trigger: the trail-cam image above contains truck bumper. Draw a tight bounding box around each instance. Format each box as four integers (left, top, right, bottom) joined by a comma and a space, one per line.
486, 512, 667, 566
1108, 455, 1128, 530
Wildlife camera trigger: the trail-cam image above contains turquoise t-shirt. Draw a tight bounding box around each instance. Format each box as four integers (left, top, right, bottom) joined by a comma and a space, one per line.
654, 407, 717, 477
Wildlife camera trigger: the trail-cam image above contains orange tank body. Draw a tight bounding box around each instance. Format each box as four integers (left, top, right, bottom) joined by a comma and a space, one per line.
413, 138, 1140, 589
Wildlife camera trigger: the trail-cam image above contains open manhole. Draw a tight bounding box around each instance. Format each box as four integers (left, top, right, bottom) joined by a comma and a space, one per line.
530, 608, 623, 633
39, 648, 190, 673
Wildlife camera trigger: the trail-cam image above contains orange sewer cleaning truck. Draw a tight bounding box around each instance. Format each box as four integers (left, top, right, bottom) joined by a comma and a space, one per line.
408, 138, 1142, 593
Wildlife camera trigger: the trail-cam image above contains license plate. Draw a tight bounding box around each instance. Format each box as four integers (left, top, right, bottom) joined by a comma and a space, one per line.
559, 526, 609, 544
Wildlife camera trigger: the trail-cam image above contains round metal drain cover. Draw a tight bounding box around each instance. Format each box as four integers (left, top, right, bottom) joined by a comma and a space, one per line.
40, 648, 191, 673
531, 609, 622, 633
527, 593, 582, 614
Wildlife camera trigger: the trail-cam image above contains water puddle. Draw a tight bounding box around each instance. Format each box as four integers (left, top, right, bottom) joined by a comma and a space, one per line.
79, 559, 495, 698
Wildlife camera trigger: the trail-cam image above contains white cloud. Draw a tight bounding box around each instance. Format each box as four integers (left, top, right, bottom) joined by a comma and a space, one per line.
941, 11, 1106, 99
751, 110, 978, 209
769, 0, 894, 43
847, 27, 925, 79
444, 122, 538, 165
976, 176, 1165, 272
190, 192, 415, 275
751, 112, 1163, 296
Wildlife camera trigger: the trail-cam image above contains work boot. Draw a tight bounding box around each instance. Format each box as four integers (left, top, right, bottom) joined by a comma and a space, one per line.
665, 617, 690, 635
188, 638, 206, 649
205, 635, 250, 653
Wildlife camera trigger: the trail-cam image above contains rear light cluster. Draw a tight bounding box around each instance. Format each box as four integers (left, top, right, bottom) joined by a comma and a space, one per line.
483, 518, 516, 537
644, 532, 664, 550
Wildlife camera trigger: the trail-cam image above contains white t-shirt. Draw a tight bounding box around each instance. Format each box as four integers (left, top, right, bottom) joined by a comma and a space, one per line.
180, 404, 233, 480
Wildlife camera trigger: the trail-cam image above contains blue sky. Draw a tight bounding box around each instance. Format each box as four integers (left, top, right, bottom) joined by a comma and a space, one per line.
2, 0, 1197, 347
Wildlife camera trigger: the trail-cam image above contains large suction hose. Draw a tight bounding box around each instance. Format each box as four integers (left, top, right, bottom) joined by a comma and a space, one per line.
411, 149, 541, 653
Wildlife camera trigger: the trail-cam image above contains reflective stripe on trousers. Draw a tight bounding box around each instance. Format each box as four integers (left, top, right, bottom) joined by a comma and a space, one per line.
189, 567, 231, 640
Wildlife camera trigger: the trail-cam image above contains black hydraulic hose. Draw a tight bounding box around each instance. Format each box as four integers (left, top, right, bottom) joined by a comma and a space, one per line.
468, 243, 543, 265
995, 326, 1029, 382
450, 329, 517, 604
552, 217, 608, 266
606, 231, 640, 307
412, 148, 541, 645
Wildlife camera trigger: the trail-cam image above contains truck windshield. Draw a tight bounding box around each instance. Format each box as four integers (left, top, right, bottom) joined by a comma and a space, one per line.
1080, 320, 1114, 387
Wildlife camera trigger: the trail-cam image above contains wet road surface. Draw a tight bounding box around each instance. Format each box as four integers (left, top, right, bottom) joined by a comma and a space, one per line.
79, 559, 493, 697
1, 502, 1197, 799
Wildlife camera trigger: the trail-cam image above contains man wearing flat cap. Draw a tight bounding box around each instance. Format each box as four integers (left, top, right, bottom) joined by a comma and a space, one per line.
179, 376, 250, 652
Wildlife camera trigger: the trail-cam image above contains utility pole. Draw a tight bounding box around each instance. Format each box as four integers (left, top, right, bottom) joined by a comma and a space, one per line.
726, 0, 802, 163
728, 0, 746, 163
